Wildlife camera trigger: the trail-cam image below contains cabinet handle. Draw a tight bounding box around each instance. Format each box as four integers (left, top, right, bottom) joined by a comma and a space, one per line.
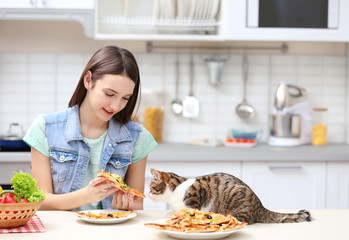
269, 166, 302, 171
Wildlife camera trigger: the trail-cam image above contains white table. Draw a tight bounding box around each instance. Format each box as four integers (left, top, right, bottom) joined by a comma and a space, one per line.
1, 209, 349, 240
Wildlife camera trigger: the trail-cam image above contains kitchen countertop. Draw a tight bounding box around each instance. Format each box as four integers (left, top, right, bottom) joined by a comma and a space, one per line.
149, 143, 349, 161
1, 143, 349, 162
1, 209, 348, 240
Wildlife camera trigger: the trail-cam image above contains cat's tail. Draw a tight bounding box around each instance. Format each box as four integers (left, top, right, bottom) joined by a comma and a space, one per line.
257, 208, 311, 223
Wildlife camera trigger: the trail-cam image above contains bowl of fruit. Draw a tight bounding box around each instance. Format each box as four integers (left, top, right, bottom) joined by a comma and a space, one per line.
0, 172, 45, 229
224, 129, 260, 147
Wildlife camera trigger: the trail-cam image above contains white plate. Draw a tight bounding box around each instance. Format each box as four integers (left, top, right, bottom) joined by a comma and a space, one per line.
147, 219, 244, 240
76, 209, 137, 224
210, 0, 220, 19
224, 142, 257, 148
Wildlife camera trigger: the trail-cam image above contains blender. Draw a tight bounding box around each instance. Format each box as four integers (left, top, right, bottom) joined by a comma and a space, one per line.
268, 82, 312, 147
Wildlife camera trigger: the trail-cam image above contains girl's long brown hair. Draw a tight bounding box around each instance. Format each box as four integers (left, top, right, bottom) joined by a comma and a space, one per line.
69, 45, 140, 124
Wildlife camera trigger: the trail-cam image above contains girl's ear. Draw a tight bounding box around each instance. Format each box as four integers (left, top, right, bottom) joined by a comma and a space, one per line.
150, 168, 162, 180
83, 71, 92, 89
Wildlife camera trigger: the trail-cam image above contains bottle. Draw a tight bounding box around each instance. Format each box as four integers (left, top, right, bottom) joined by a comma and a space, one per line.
141, 90, 164, 143
312, 107, 328, 146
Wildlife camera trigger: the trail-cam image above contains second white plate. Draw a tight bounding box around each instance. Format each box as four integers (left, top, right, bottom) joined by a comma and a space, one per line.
147, 219, 244, 240
76, 209, 137, 224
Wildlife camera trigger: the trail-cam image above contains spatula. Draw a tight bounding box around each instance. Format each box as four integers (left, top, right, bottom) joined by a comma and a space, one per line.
182, 54, 200, 119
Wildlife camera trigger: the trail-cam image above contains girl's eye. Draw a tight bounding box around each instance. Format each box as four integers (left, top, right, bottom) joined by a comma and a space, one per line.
123, 97, 130, 101
105, 92, 113, 97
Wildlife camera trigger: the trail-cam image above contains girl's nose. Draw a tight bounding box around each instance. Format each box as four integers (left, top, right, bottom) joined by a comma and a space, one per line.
110, 99, 122, 112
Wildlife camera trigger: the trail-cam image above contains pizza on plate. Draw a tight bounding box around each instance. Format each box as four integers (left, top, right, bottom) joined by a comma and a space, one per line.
76, 209, 134, 220
144, 209, 247, 233
97, 170, 146, 198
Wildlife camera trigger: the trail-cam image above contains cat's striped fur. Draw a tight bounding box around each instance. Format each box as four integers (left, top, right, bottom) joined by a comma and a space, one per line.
149, 169, 311, 224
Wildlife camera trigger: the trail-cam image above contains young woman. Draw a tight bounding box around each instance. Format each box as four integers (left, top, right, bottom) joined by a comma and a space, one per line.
23, 45, 157, 211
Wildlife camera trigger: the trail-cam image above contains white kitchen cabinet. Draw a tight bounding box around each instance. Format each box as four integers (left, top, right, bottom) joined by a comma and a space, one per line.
326, 162, 349, 208
0, 0, 94, 38
0, 0, 94, 9
241, 161, 326, 210
0, 0, 36, 8
143, 160, 241, 210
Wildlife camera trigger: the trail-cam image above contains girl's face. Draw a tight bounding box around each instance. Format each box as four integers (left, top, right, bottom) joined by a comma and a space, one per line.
84, 72, 135, 123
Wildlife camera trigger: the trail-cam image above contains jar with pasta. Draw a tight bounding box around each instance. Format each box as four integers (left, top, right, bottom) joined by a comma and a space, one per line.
141, 90, 164, 143
312, 107, 328, 146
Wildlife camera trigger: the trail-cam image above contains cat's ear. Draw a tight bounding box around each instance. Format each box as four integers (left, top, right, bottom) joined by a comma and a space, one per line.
150, 168, 162, 180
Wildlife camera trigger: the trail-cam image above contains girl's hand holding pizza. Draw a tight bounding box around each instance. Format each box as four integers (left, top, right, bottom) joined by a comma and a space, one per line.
112, 191, 135, 210
85, 177, 118, 204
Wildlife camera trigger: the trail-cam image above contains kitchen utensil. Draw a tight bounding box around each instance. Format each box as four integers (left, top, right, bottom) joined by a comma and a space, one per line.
187, 138, 223, 147
269, 114, 301, 138
171, 55, 183, 115
235, 55, 256, 119
268, 83, 312, 147
205, 56, 225, 86
274, 82, 307, 110
0, 123, 29, 151
182, 54, 200, 119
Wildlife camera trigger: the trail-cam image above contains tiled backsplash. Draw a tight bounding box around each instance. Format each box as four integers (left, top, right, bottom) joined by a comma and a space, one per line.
0, 52, 347, 144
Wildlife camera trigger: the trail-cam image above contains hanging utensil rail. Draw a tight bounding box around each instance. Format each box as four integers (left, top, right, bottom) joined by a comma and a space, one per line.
146, 41, 288, 54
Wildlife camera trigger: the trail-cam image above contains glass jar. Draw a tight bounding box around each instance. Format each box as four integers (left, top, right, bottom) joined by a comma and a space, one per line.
312, 107, 328, 146
140, 90, 164, 143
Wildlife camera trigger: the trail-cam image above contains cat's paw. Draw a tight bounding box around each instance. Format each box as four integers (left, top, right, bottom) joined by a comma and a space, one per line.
298, 210, 311, 222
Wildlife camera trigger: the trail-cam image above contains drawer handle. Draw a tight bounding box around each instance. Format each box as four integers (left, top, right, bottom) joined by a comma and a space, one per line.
269, 166, 302, 171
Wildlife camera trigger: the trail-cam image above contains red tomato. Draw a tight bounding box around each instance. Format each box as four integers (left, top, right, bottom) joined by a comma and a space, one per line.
226, 138, 234, 143
232, 138, 239, 143
238, 138, 247, 143
247, 139, 256, 143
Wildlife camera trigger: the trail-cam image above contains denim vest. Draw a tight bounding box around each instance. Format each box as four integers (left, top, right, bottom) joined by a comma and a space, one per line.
44, 105, 142, 209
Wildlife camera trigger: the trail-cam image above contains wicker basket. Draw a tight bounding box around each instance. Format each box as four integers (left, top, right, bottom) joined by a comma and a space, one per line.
0, 200, 43, 228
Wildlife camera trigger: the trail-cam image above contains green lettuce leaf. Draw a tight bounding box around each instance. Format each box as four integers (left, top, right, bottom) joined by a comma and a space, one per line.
10, 172, 46, 202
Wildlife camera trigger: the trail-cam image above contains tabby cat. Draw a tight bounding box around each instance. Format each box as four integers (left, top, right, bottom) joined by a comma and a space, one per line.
149, 168, 311, 224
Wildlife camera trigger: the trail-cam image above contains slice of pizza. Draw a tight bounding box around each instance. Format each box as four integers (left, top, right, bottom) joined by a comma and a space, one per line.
97, 170, 146, 198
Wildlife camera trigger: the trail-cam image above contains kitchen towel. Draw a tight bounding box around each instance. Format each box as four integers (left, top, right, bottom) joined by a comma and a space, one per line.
0, 215, 45, 233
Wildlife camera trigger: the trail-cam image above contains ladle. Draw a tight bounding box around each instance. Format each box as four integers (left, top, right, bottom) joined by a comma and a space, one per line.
171, 54, 183, 115
235, 55, 256, 119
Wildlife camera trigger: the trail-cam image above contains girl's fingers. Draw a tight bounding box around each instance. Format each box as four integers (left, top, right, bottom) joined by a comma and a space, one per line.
112, 191, 123, 209
91, 177, 106, 185
127, 193, 134, 208
111, 192, 134, 210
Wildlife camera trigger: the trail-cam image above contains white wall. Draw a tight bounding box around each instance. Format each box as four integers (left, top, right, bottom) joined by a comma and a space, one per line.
0, 51, 347, 144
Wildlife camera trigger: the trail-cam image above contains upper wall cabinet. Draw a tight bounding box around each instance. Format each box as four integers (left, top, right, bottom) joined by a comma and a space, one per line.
94, 0, 349, 42
224, 0, 349, 42
0, 0, 94, 9
1, 0, 348, 42
94, 0, 223, 41
95, 0, 349, 42
0, 0, 94, 37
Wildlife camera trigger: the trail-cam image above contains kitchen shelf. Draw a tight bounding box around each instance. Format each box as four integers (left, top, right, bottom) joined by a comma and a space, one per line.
95, 0, 223, 41
99, 17, 218, 34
